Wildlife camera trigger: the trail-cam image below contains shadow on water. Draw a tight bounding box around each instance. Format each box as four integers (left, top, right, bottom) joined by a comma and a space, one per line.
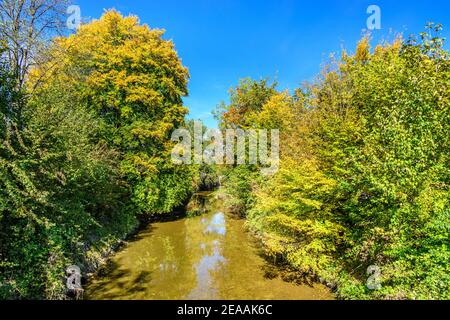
260, 261, 316, 288
225, 211, 319, 289
87, 264, 155, 299
127, 224, 157, 242
86, 192, 334, 300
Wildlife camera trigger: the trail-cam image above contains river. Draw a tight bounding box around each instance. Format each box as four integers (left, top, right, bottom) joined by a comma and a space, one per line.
85, 192, 334, 300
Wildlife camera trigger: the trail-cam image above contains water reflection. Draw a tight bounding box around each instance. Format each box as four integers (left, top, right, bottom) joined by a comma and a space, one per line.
204, 212, 226, 235
187, 212, 227, 299
85, 193, 334, 300
159, 237, 178, 273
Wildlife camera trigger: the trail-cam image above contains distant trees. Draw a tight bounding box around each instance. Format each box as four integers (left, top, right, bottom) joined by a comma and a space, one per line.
216, 78, 277, 130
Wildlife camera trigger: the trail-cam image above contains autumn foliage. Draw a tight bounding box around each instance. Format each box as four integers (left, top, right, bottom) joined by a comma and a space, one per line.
218, 25, 449, 299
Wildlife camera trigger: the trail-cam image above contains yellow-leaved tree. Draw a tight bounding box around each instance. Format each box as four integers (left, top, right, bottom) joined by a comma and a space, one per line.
31, 10, 194, 214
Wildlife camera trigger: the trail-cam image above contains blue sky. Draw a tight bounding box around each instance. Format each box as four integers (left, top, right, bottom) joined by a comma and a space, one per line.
73, 0, 450, 128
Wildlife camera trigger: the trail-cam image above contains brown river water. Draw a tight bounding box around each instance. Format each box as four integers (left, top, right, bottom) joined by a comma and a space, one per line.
85, 193, 334, 300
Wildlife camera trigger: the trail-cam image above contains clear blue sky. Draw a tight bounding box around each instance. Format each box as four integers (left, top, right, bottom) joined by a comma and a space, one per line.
73, 0, 450, 128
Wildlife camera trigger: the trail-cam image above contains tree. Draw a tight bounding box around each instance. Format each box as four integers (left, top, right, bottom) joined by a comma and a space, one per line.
0, 0, 67, 89
31, 10, 193, 214
215, 78, 278, 129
